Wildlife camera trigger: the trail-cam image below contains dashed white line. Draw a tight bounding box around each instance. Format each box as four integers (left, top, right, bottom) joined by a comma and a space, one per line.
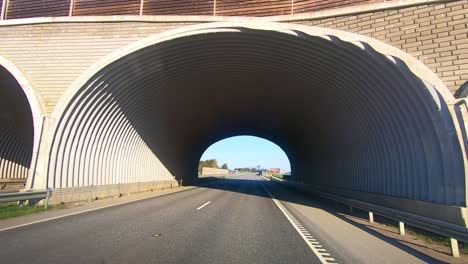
196, 201, 212, 210
256, 176, 338, 264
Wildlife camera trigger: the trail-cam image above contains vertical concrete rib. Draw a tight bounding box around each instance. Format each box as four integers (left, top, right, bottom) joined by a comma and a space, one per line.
0, 65, 34, 181
47, 23, 465, 207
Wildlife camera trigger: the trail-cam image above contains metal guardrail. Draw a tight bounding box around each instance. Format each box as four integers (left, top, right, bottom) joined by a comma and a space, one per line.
271, 177, 468, 257
318, 191, 468, 242
0, 190, 50, 207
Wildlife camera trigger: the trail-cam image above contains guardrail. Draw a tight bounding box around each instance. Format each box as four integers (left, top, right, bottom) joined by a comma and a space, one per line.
0, 190, 50, 208
271, 177, 468, 257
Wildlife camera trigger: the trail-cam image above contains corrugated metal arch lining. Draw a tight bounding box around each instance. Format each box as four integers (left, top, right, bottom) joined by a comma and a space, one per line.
49, 28, 465, 205
0, 66, 34, 179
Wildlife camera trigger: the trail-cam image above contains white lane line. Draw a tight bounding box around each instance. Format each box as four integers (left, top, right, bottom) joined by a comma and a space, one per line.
256, 176, 338, 264
196, 201, 212, 210
0, 188, 198, 233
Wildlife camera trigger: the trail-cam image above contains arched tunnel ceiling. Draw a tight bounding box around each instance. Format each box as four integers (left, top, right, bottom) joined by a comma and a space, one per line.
0, 65, 34, 179
48, 23, 465, 206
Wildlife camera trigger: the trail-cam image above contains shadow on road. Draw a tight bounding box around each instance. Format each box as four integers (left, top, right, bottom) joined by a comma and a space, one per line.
194, 175, 449, 264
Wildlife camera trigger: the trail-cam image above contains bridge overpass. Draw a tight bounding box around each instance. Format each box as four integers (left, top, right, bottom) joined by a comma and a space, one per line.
0, 0, 467, 228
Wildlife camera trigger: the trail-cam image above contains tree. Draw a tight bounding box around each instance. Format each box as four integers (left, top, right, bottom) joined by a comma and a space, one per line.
198, 159, 219, 173
221, 163, 228, 170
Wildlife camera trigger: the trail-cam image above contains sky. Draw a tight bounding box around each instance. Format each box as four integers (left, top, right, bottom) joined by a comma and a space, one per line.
200, 136, 291, 173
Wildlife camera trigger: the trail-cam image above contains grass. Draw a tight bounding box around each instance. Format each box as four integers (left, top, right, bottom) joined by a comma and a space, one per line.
406, 226, 468, 254
272, 173, 284, 179
378, 218, 468, 254
329, 204, 468, 255
0, 202, 65, 220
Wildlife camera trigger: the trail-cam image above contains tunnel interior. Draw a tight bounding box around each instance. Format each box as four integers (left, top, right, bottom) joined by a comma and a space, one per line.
48, 26, 465, 206
0, 65, 34, 180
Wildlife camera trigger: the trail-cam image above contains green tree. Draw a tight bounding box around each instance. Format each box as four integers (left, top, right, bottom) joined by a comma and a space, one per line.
221, 163, 228, 170
198, 159, 219, 173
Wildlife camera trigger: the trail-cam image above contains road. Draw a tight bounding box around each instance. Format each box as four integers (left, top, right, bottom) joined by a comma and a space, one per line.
0, 174, 439, 264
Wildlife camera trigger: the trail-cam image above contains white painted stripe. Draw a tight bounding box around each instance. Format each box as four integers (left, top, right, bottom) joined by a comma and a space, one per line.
196, 201, 212, 210
256, 176, 335, 264
0, 187, 198, 232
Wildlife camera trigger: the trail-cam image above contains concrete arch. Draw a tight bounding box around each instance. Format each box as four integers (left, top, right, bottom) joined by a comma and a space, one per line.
0, 56, 45, 186
47, 22, 465, 209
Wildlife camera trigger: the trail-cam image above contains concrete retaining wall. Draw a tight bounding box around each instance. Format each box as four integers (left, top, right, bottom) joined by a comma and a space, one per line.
201, 167, 229, 176
46, 180, 179, 205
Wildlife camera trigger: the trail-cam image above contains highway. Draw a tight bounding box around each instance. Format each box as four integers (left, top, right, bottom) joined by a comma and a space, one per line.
0, 174, 440, 264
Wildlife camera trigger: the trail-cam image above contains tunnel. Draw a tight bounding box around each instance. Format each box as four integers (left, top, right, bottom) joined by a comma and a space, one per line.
47, 22, 465, 207
0, 64, 34, 181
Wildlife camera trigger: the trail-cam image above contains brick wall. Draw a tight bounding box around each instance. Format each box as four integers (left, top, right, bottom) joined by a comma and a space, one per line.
298, 0, 468, 93
0, 22, 196, 112
0, 1, 466, 113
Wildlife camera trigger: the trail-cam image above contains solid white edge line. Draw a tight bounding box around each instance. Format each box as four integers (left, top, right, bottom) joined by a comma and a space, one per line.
256, 176, 331, 264
0, 187, 198, 232
261, 176, 270, 181
196, 201, 212, 210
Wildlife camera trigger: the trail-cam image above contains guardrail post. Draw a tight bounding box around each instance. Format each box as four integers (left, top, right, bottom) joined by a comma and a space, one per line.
399, 222, 405, 235
180, 179, 183, 187
369, 212, 374, 223
450, 238, 460, 257
44, 188, 51, 209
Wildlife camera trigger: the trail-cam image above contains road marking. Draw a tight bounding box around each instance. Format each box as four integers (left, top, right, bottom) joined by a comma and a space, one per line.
196, 201, 211, 210
261, 176, 270, 181
256, 176, 338, 264
0, 187, 200, 232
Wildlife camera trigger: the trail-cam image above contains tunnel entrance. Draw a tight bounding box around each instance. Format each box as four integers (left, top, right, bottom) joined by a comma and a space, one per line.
48, 22, 465, 207
198, 135, 291, 178
0, 65, 34, 185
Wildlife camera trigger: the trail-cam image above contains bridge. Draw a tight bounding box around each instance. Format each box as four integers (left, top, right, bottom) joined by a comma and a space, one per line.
0, 0, 467, 261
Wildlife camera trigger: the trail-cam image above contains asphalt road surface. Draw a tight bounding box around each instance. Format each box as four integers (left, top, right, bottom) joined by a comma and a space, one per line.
0, 174, 439, 264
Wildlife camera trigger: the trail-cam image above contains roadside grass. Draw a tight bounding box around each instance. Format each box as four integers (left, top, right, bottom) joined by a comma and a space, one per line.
272, 174, 284, 179
406, 226, 468, 254
328, 202, 468, 256
0, 202, 65, 220
378, 218, 468, 254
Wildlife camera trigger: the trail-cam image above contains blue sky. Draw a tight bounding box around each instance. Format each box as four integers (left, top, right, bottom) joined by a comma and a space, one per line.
200, 136, 291, 173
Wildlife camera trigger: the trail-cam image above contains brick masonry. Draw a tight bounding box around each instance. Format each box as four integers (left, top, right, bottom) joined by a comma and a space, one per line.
0, 22, 197, 113
298, 0, 468, 93
0, 1, 466, 113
